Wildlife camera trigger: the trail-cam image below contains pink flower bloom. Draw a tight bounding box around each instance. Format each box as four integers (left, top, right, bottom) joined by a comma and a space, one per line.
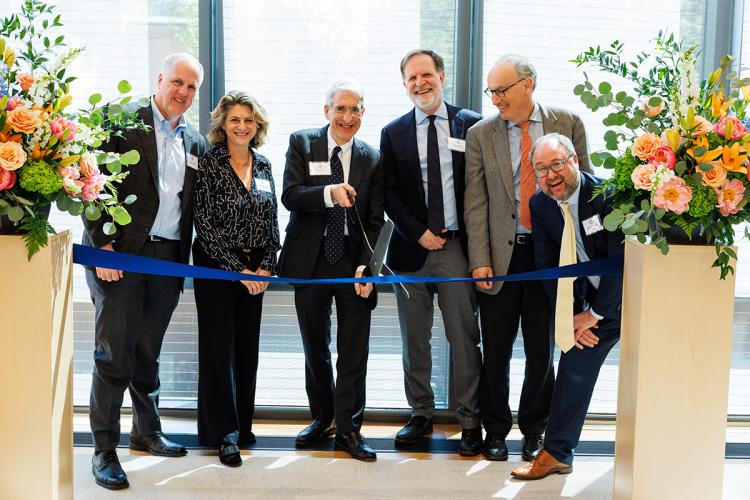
653, 176, 692, 214
78, 153, 99, 177
15, 73, 34, 92
715, 178, 746, 216
631, 163, 657, 191
81, 173, 105, 202
648, 146, 676, 170
0, 168, 16, 191
5, 96, 23, 111
49, 116, 78, 141
713, 115, 748, 141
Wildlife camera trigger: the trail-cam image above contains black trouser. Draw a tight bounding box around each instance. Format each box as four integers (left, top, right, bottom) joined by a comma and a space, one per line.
193, 241, 264, 446
86, 240, 182, 452
293, 241, 371, 434
478, 240, 555, 437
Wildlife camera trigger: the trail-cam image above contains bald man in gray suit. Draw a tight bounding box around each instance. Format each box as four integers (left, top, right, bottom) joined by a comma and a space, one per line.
464, 53, 591, 462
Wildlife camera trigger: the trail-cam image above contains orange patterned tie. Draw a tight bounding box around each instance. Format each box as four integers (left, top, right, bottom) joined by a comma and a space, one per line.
518, 121, 535, 230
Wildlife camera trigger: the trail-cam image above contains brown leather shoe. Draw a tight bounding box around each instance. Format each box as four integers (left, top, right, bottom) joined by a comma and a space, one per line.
511, 449, 572, 480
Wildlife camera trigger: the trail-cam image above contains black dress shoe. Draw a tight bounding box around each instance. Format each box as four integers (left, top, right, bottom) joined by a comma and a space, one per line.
129, 431, 187, 457
92, 450, 129, 490
521, 433, 544, 461
482, 432, 509, 461
335, 431, 377, 462
295, 419, 336, 447
219, 443, 243, 467
238, 431, 256, 445
458, 427, 483, 456
395, 416, 433, 445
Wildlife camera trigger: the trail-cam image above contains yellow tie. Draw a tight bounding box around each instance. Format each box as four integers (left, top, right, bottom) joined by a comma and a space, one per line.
555, 202, 576, 353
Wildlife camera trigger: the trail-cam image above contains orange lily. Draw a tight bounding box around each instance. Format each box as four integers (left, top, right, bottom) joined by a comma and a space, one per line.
720, 142, 748, 174
688, 135, 723, 164
710, 90, 732, 118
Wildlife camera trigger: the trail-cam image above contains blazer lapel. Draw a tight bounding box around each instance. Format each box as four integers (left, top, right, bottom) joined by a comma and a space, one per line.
138, 106, 159, 186
491, 117, 515, 202
179, 124, 200, 215
448, 104, 463, 173
577, 175, 597, 258
348, 139, 364, 189
540, 104, 559, 134
400, 110, 426, 204
311, 126, 329, 163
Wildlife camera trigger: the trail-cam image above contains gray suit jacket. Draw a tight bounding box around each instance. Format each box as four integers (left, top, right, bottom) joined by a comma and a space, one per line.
82, 105, 207, 266
463, 104, 590, 295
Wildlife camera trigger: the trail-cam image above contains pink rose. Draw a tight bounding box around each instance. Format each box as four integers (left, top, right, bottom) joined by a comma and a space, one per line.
715, 179, 746, 216
690, 116, 714, 137
653, 176, 692, 214
15, 73, 34, 92
631, 163, 657, 191
0, 168, 16, 191
713, 115, 748, 141
78, 153, 100, 178
49, 116, 78, 141
648, 146, 676, 170
81, 174, 105, 202
5, 96, 23, 111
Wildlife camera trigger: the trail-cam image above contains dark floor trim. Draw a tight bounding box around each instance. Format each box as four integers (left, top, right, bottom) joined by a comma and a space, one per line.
73, 432, 750, 458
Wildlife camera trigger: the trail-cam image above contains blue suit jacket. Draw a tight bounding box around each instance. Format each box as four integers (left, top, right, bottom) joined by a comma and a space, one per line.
529, 172, 623, 320
381, 103, 482, 272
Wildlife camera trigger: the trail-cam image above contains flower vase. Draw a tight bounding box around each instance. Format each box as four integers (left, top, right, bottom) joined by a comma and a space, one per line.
648, 215, 709, 245
0, 203, 52, 235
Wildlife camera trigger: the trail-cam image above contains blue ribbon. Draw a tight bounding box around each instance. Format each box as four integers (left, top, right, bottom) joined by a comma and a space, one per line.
72, 244, 623, 285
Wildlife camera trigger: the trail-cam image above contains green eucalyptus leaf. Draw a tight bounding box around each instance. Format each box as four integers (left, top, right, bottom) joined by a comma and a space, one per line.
7, 206, 24, 222
648, 96, 662, 107
111, 206, 132, 225
124, 194, 137, 204
119, 150, 140, 165
103, 222, 116, 235
84, 205, 101, 221
117, 80, 132, 94
88, 92, 102, 105
598, 82, 612, 94
603, 210, 625, 231
573, 84, 585, 96
698, 162, 715, 172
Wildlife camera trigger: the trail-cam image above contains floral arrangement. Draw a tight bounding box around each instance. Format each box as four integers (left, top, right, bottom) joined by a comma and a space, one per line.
572, 32, 749, 278
0, 0, 147, 257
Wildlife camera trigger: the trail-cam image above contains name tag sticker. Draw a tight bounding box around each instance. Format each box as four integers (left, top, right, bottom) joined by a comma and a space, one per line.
447, 137, 466, 152
309, 161, 331, 176
255, 178, 272, 193
186, 154, 199, 170
582, 214, 604, 236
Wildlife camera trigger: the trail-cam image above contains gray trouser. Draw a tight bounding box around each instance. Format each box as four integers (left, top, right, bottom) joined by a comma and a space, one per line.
394, 238, 482, 429
86, 240, 182, 452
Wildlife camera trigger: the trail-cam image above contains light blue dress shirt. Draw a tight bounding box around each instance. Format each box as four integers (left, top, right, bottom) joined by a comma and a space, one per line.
415, 102, 458, 231
507, 103, 543, 234
149, 98, 187, 240
557, 173, 602, 318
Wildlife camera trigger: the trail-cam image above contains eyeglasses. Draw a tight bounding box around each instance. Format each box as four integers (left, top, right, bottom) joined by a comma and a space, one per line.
533, 154, 573, 178
333, 105, 363, 116
483, 78, 526, 99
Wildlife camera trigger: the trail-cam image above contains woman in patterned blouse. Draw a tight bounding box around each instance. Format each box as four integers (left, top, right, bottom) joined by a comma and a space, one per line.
193, 91, 280, 467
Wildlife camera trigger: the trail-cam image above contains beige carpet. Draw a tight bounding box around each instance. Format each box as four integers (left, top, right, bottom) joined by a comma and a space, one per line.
74, 448, 750, 499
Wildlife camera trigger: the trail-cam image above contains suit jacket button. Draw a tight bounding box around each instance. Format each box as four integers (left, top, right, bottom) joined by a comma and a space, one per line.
511, 214, 516, 219
508, 240, 513, 245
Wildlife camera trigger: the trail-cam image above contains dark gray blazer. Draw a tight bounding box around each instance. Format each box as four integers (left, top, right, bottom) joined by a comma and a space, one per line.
82, 105, 207, 265
464, 104, 591, 295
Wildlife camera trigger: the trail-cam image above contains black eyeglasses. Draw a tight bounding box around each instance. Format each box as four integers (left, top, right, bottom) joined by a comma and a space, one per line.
483, 78, 526, 99
533, 154, 573, 178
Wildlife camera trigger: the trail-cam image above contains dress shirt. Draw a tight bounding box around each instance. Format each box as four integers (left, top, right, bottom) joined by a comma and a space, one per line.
149, 97, 187, 240
414, 102, 458, 231
508, 103, 543, 234
557, 172, 602, 319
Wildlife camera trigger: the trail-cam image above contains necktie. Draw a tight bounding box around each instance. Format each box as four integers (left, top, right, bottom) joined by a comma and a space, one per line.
518, 121, 535, 230
427, 115, 444, 234
555, 202, 577, 353
325, 146, 345, 264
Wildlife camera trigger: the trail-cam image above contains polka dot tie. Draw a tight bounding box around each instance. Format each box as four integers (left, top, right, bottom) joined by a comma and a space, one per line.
325, 146, 345, 264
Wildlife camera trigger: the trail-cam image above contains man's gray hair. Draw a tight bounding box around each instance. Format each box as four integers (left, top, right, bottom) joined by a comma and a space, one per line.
494, 53, 537, 90
530, 133, 576, 164
325, 79, 365, 108
161, 52, 204, 87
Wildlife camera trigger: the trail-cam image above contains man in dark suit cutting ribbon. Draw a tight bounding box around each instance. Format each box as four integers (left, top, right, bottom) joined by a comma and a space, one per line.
278, 79, 385, 462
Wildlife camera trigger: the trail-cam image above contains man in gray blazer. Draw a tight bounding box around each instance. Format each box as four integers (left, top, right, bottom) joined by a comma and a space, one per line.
82, 53, 207, 490
464, 54, 591, 462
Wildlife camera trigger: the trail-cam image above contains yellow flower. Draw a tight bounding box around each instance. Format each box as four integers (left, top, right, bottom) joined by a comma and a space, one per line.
662, 127, 682, 152
710, 90, 732, 118
741, 85, 750, 102
720, 142, 748, 174
688, 135, 723, 164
